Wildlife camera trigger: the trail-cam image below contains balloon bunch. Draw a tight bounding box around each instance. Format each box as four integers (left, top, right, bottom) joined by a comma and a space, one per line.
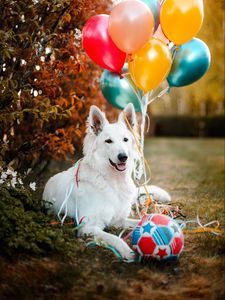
82, 0, 210, 112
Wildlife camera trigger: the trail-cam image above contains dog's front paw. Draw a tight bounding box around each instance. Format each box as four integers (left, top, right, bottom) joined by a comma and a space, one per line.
123, 250, 136, 261
118, 243, 135, 261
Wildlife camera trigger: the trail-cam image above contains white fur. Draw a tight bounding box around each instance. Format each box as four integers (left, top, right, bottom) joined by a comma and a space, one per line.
43, 103, 171, 260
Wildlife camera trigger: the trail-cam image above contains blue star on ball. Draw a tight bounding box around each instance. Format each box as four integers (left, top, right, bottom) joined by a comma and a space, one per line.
142, 222, 155, 234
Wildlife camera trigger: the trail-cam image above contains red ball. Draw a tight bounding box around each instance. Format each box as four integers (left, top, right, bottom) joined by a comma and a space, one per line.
132, 214, 184, 260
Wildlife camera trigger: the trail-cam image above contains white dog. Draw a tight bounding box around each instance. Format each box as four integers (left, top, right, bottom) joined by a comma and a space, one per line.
43, 103, 170, 260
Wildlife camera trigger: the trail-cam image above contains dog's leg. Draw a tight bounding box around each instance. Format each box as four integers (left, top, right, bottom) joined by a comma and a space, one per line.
123, 218, 140, 229
80, 225, 135, 260
138, 185, 171, 203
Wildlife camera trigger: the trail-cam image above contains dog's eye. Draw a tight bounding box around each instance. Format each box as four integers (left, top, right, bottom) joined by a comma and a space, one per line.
123, 137, 129, 142
105, 139, 113, 144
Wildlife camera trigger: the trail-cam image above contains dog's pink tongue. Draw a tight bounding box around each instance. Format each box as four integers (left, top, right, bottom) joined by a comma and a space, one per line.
117, 163, 126, 171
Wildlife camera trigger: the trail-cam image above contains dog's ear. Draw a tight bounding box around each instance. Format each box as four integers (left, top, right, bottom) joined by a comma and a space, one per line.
89, 105, 108, 135
119, 103, 136, 130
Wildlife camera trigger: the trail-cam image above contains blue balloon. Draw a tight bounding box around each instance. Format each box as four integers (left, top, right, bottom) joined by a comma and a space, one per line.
140, 0, 160, 31
167, 38, 211, 87
100, 64, 142, 112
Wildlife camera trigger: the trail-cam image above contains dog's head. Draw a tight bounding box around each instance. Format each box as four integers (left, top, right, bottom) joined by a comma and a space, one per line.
83, 103, 138, 173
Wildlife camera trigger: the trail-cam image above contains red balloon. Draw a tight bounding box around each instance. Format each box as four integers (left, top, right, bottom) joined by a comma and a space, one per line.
82, 14, 126, 73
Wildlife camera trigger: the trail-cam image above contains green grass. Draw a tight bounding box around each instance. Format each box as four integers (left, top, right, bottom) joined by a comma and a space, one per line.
145, 138, 225, 224
0, 138, 224, 300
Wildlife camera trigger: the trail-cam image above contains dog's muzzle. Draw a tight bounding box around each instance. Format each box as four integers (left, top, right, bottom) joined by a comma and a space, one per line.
109, 159, 126, 172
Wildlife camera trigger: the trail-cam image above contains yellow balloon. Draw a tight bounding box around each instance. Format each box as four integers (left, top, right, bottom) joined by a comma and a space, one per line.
128, 38, 172, 92
160, 0, 204, 45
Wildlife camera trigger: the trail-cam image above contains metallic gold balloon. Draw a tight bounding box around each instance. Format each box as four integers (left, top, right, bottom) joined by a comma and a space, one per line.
160, 0, 204, 45
129, 38, 172, 92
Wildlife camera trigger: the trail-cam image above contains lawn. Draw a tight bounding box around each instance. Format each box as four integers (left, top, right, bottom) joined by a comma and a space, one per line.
0, 138, 224, 300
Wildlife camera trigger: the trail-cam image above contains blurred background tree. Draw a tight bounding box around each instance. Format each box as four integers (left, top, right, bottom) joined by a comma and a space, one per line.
0, 0, 113, 170
152, 0, 224, 116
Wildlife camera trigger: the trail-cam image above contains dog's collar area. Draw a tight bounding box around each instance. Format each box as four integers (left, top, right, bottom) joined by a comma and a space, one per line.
75, 159, 82, 187
109, 159, 126, 172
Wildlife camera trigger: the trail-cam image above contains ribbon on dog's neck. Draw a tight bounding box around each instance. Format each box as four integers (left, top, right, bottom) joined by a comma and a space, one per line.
75, 160, 81, 187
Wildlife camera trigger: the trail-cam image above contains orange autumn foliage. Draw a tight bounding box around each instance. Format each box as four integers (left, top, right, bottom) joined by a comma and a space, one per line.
0, 0, 116, 169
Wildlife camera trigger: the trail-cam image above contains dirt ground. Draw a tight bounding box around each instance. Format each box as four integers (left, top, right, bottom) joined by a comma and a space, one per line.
0, 138, 224, 300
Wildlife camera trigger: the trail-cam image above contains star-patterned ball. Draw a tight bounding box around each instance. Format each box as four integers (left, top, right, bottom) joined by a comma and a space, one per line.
132, 213, 184, 260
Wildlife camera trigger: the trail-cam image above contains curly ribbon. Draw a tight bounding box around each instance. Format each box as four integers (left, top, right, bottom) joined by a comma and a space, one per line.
57, 182, 75, 224
180, 215, 223, 236
49, 216, 88, 229
57, 159, 83, 225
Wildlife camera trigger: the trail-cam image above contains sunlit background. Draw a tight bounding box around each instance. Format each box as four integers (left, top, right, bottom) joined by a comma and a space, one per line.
151, 0, 224, 116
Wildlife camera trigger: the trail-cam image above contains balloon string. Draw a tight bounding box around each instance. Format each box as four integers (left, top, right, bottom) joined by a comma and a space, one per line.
123, 73, 173, 213
123, 111, 159, 214
122, 111, 151, 186
171, 45, 177, 61
139, 93, 149, 184
123, 73, 143, 108
123, 74, 151, 185
145, 113, 150, 133
148, 85, 170, 105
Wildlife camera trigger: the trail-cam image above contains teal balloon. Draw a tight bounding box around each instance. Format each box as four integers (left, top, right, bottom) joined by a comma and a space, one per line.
140, 0, 160, 31
167, 38, 211, 87
100, 64, 142, 112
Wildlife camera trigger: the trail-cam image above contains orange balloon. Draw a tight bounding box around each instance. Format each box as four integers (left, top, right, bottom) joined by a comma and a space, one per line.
109, 0, 154, 54
128, 38, 172, 92
153, 25, 169, 44
160, 0, 204, 45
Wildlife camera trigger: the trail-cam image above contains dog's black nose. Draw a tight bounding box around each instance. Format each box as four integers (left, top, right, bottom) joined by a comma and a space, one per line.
118, 153, 128, 162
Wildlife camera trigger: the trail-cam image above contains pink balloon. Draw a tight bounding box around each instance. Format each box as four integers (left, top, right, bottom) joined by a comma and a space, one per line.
82, 14, 126, 73
153, 25, 169, 44
109, 0, 154, 54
